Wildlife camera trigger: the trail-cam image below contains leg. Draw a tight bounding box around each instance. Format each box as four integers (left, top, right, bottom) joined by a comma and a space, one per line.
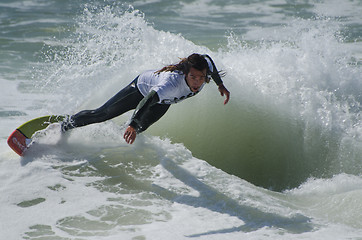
62, 78, 143, 131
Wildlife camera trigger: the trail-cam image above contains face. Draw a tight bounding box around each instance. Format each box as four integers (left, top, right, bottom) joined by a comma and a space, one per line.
185, 67, 207, 92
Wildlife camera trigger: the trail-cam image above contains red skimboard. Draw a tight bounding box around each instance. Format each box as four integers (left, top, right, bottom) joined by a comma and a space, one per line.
7, 115, 66, 156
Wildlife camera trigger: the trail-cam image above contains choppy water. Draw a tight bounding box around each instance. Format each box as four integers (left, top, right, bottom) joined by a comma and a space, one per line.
1, 0, 361, 239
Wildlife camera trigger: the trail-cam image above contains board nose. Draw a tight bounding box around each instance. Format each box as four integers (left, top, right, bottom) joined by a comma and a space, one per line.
7, 129, 28, 156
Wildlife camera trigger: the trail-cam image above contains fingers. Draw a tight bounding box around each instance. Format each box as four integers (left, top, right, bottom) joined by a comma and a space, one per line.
123, 126, 137, 144
223, 90, 230, 105
218, 84, 230, 105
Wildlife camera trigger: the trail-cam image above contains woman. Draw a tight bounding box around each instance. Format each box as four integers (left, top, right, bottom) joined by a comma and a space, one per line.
61, 53, 230, 144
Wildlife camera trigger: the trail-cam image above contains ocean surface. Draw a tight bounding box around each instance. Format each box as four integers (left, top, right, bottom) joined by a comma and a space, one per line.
1, 0, 361, 239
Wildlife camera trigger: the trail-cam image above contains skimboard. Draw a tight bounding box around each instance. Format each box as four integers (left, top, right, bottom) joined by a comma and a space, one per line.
7, 115, 66, 156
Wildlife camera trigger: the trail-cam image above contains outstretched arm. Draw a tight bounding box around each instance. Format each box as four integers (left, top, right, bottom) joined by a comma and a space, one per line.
123, 90, 160, 144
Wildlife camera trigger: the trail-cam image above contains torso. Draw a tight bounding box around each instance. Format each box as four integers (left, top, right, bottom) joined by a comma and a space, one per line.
136, 70, 205, 104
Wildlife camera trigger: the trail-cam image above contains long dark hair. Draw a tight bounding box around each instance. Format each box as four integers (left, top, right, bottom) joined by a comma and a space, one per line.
155, 53, 209, 82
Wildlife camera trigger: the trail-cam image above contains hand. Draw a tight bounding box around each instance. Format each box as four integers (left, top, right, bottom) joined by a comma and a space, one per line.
218, 84, 230, 105
123, 126, 137, 144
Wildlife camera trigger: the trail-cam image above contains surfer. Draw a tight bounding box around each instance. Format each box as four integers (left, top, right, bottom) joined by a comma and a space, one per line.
61, 53, 230, 144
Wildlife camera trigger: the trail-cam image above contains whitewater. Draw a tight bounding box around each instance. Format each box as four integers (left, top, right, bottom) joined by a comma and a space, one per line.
0, 0, 361, 239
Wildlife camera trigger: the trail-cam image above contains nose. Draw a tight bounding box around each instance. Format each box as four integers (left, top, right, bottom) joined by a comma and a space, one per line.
193, 76, 205, 85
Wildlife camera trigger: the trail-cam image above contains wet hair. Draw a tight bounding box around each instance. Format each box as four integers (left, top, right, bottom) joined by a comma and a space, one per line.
155, 53, 210, 82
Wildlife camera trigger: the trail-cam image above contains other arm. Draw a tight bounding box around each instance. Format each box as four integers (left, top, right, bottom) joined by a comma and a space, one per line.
203, 54, 230, 105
